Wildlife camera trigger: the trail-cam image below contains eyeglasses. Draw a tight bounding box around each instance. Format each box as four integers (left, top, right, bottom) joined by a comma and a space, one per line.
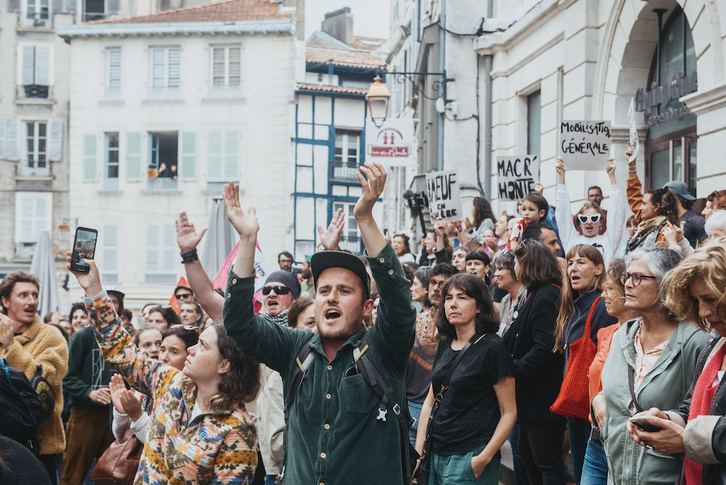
620, 272, 657, 287
171, 324, 198, 331
262, 285, 291, 296
577, 214, 602, 224
175, 293, 193, 301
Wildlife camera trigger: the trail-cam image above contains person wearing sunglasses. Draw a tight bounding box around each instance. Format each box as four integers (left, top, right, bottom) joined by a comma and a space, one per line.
259, 271, 301, 327
596, 247, 709, 485
553, 155, 626, 266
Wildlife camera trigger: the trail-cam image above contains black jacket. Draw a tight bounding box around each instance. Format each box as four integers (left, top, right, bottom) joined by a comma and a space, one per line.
503, 283, 564, 424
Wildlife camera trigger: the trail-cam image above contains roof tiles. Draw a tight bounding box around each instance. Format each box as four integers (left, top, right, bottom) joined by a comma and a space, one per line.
296, 83, 368, 95
306, 47, 385, 69
92, 0, 290, 24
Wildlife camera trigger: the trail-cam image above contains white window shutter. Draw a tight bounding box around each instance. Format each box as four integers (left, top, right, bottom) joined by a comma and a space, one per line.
162, 224, 176, 272
8, 0, 20, 12
125, 132, 142, 181
223, 130, 239, 180
6, 119, 20, 161
108, 49, 121, 90
0, 118, 6, 160
52, 0, 62, 15
62, 0, 75, 14
179, 131, 196, 180
48, 119, 62, 161
146, 224, 160, 272
22, 46, 35, 85
83, 133, 98, 181
107, 0, 120, 14
207, 131, 223, 181
35, 46, 50, 86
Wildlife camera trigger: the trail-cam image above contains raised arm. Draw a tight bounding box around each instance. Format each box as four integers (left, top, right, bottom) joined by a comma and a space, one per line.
354, 162, 416, 368
67, 253, 177, 398
605, 158, 627, 257
625, 145, 644, 222
222, 182, 306, 373
176, 212, 223, 321
354, 162, 388, 256
555, 158, 576, 251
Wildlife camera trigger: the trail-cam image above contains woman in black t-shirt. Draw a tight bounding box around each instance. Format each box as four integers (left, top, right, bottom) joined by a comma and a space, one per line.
415, 274, 516, 484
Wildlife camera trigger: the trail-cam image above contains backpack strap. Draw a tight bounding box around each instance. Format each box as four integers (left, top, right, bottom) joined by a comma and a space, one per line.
280, 340, 315, 481
353, 333, 417, 484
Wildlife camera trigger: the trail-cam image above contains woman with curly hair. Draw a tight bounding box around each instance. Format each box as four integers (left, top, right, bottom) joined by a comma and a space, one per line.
627, 237, 726, 485
415, 274, 516, 484
147, 305, 181, 332
67, 255, 261, 484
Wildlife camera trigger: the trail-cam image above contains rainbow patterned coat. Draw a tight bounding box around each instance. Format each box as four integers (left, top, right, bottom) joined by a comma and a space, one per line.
85, 291, 257, 484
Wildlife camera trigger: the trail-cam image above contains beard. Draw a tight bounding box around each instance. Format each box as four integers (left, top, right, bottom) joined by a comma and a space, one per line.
316, 306, 365, 341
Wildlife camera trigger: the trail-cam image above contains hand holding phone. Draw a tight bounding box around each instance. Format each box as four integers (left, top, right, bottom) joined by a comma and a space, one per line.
628, 416, 662, 433
70, 227, 98, 274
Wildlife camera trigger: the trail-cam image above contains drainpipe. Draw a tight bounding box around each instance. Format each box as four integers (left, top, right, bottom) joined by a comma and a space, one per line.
438, 0, 446, 171
483, 0, 493, 198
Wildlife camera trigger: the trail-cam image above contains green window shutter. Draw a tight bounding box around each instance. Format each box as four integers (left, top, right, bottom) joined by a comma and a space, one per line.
179, 131, 196, 180
207, 131, 223, 181
83, 133, 98, 181
126, 132, 142, 181
222, 130, 239, 180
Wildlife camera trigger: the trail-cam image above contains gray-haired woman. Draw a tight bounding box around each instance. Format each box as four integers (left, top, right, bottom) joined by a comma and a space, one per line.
597, 247, 709, 485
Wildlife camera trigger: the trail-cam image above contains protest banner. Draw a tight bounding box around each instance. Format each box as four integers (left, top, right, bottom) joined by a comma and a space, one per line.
365, 119, 414, 166
426, 170, 462, 222
559, 120, 611, 170
496, 155, 539, 201
628, 98, 639, 162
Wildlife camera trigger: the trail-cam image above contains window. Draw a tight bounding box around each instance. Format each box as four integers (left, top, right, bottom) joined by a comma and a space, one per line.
108, 48, 121, 91
26, 0, 49, 25
14, 192, 52, 259
334, 131, 359, 163
148, 131, 178, 189
24, 121, 47, 175
145, 222, 177, 284
21, 46, 50, 98
84, 0, 105, 21
151, 48, 180, 89
527, 90, 541, 158
207, 130, 239, 182
100, 223, 119, 283
212, 46, 241, 88
333, 201, 361, 252
104, 132, 119, 190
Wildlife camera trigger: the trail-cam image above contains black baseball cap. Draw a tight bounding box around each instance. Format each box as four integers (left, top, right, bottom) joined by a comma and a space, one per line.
311, 250, 371, 298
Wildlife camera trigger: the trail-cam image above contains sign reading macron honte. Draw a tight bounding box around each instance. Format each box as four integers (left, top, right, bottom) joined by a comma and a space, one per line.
426, 170, 462, 222
496, 155, 539, 201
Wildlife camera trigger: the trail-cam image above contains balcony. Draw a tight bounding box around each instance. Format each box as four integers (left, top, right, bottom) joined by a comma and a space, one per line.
23, 84, 49, 99
329, 161, 361, 184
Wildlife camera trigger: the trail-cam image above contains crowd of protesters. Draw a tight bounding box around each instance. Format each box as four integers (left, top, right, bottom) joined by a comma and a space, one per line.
1, 152, 726, 485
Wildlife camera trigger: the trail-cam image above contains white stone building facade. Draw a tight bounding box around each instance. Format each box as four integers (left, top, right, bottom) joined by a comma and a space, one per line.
56, 0, 301, 305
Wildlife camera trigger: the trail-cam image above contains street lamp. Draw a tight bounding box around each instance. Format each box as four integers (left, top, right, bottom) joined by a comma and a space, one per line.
366, 76, 391, 127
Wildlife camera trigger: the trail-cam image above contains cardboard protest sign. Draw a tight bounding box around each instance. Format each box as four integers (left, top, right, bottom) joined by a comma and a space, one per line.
628, 99, 639, 163
559, 120, 611, 170
365, 119, 414, 166
426, 170, 462, 222
496, 155, 539, 201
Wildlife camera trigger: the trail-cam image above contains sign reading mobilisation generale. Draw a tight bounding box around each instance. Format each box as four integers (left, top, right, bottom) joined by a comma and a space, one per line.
426, 170, 462, 222
559, 120, 611, 171
365, 119, 414, 166
496, 155, 539, 201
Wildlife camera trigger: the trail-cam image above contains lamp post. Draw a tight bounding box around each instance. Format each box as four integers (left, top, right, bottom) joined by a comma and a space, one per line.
366, 76, 391, 127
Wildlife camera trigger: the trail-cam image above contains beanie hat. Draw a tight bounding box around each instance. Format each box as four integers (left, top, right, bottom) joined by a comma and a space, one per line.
265, 271, 301, 299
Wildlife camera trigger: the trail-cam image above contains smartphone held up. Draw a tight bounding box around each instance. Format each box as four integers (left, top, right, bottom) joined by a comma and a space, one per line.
70, 227, 98, 273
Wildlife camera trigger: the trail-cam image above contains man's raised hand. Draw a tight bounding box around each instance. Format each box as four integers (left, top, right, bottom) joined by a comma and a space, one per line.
176, 212, 207, 253
318, 208, 345, 250
222, 182, 259, 240
354, 162, 387, 221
